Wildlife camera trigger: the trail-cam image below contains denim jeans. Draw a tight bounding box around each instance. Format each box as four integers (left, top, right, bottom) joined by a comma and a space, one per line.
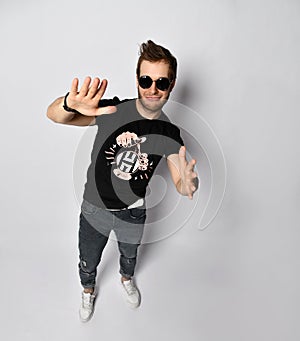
78, 200, 146, 289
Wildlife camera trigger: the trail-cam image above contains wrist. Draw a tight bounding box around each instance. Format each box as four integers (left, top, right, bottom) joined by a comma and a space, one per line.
63, 92, 82, 114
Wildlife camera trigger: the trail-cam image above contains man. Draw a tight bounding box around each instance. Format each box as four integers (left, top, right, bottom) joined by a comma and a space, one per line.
47, 40, 198, 322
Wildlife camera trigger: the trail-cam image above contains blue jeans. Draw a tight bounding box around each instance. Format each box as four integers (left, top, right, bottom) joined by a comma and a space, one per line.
78, 200, 146, 289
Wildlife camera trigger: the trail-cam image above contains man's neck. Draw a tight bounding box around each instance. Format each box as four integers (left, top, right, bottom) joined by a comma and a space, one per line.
135, 99, 162, 120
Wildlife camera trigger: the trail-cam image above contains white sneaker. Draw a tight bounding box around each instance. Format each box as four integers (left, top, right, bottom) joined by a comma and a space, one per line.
79, 291, 96, 322
121, 279, 141, 308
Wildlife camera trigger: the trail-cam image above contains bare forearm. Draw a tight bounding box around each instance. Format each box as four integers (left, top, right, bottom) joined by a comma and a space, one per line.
46, 96, 96, 126
46, 96, 75, 124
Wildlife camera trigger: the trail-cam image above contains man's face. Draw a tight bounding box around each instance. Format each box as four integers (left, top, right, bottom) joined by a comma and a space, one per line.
137, 60, 175, 114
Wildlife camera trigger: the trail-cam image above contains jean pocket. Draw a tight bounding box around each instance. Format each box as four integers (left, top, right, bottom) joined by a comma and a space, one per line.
129, 208, 146, 220
81, 200, 98, 215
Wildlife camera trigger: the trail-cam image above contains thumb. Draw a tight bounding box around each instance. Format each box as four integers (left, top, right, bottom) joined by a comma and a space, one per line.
178, 146, 187, 171
96, 106, 117, 116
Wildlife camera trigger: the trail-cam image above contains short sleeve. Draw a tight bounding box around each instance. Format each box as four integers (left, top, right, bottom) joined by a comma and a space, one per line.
95, 97, 131, 126
98, 96, 123, 108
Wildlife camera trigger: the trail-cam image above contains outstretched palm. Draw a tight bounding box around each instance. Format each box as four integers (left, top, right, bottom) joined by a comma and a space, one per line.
178, 146, 198, 199
67, 77, 116, 116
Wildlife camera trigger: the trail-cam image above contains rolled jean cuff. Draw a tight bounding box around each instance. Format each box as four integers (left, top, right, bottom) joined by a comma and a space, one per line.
119, 269, 134, 278
82, 284, 95, 289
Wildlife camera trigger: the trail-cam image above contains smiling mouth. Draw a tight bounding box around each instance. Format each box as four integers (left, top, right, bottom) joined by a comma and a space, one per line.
145, 96, 161, 101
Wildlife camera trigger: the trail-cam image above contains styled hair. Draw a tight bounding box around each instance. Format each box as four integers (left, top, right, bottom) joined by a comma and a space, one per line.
136, 40, 177, 81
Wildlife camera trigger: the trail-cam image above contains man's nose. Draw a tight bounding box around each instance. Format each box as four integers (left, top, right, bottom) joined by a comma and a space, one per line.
149, 81, 158, 94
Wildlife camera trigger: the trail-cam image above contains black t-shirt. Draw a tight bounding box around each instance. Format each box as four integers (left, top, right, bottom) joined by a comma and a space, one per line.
83, 98, 184, 209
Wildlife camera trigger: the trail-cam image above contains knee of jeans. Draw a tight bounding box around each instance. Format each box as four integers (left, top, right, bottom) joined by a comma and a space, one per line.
120, 254, 137, 264
79, 258, 95, 274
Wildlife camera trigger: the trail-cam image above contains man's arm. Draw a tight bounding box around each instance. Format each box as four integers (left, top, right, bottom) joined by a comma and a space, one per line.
46, 77, 117, 126
167, 146, 198, 199
47, 96, 97, 126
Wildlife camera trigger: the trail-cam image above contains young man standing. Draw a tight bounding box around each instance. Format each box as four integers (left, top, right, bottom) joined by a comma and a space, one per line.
47, 40, 198, 322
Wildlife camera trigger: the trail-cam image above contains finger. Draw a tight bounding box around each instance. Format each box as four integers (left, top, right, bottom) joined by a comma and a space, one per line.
87, 77, 100, 98
70, 78, 79, 96
178, 146, 188, 173
192, 176, 199, 192
185, 175, 197, 189
79, 76, 92, 96
186, 159, 196, 172
124, 132, 131, 146
190, 181, 197, 191
94, 79, 108, 101
188, 184, 197, 199
95, 106, 117, 116
191, 172, 198, 179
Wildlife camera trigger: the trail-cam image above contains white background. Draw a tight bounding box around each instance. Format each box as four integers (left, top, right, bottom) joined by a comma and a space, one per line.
0, 0, 299, 340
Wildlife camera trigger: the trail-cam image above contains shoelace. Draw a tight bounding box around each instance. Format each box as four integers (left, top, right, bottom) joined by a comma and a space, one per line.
82, 293, 94, 308
123, 281, 137, 296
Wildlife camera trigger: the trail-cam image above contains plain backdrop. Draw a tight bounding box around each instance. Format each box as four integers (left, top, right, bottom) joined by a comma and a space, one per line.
0, 0, 299, 340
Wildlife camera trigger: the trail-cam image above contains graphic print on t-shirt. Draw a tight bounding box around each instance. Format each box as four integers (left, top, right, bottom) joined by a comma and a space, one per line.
104, 131, 153, 181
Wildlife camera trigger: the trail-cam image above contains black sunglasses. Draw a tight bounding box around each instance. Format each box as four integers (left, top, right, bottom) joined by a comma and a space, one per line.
138, 75, 172, 91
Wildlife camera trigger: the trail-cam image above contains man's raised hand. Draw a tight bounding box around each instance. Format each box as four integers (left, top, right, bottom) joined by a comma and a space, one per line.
178, 146, 198, 199
66, 77, 117, 116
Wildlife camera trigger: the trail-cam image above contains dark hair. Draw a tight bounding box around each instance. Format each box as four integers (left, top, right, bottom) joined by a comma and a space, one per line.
136, 40, 177, 81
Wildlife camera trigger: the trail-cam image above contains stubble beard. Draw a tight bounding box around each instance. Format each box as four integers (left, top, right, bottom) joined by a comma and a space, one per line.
137, 88, 169, 115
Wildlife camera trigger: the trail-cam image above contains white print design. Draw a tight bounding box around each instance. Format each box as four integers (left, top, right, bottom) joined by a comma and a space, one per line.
104, 131, 153, 181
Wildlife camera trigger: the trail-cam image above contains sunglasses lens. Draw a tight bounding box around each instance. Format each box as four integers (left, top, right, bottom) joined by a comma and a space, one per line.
156, 78, 170, 91
139, 76, 153, 89
138, 76, 171, 91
